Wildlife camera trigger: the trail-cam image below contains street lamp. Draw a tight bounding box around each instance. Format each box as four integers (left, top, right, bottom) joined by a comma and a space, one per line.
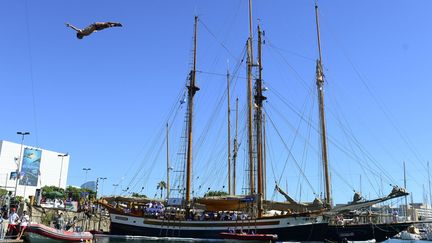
96, 176, 107, 231
96, 177, 107, 199
58, 153, 68, 188
14, 131, 30, 197
82, 168, 91, 183
112, 184, 119, 195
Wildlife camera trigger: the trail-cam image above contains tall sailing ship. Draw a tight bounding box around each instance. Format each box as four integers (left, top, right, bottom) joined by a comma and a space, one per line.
99, 1, 328, 241
99, 2, 413, 241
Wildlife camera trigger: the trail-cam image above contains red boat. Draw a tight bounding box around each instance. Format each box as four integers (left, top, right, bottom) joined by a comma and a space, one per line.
25, 223, 93, 242
219, 232, 278, 241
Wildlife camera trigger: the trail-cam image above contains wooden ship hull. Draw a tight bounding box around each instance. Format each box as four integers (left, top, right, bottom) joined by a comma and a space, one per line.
325, 222, 412, 242
107, 210, 328, 241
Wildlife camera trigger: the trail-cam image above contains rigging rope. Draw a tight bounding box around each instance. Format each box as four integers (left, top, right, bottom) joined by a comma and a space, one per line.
265, 39, 315, 62
199, 19, 239, 60
264, 107, 317, 196
24, 0, 39, 147
265, 38, 314, 93
119, 79, 186, 195
319, 10, 428, 179
269, 86, 397, 196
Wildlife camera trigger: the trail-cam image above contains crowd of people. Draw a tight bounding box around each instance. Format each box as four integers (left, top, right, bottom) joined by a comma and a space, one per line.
0, 191, 29, 240
119, 200, 253, 222
53, 211, 79, 232
0, 207, 30, 240
187, 210, 249, 221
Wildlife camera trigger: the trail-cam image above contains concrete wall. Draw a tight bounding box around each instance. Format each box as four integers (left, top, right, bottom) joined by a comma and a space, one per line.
29, 205, 110, 232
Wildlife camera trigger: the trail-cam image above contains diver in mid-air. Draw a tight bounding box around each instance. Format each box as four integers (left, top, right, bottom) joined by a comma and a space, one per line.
66, 22, 122, 39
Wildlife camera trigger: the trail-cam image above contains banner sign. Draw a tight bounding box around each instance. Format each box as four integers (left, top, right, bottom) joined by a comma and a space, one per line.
65, 201, 78, 212
9, 172, 17, 180
167, 198, 183, 206
19, 148, 42, 186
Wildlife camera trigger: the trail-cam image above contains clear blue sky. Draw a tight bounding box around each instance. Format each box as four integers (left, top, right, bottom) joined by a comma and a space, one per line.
1, 0, 431, 205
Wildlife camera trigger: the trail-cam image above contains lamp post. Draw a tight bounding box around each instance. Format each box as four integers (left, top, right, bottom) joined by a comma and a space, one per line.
14, 131, 30, 197
96, 177, 107, 231
58, 153, 68, 188
82, 168, 91, 183
112, 184, 119, 195
96, 177, 107, 199
122, 187, 129, 196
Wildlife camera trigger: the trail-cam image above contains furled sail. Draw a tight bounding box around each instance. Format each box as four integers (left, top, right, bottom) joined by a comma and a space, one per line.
326, 186, 409, 215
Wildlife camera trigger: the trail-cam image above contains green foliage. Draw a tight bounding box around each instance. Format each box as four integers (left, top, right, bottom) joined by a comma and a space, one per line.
12, 196, 22, 205
40, 210, 55, 226
0, 188, 7, 197
65, 186, 96, 201
204, 190, 229, 197
41, 186, 65, 199
131, 193, 147, 198
156, 181, 167, 198
41, 186, 96, 201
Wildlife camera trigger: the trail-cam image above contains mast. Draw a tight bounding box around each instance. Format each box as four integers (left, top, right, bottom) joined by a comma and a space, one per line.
166, 123, 170, 198
428, 162, 432, 209
185, 16, 200, 203
233, 97, 239, 195
248, 0, 253, 42
315, 3, 332, 207
246, 0, 255, 195
403, 161, 408, 221
255, 24, 266, 217
263, 113, 267, 200
227, 69, 232, 195
410, 193, 415, 221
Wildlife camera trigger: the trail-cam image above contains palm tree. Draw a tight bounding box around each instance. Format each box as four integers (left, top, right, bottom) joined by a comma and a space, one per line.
156, 181, 167, 199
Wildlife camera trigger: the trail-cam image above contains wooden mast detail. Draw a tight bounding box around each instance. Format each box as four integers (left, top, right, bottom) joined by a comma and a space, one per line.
233, 97, 239, 195
227, 69, 232, 195
186, 16, 200, 203
315, 4, 332, 207
166, 123, 170, 199
263, 113, 267, 201
403, 161, 408, 220
255, 24, 266, 217
247, 0, 255, 195
428, 162, 432, 209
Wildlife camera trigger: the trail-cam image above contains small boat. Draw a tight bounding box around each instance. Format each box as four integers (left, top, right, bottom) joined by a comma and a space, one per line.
400, 226, 422, 240
25, 223, 93, 242
219, 232, 278, 241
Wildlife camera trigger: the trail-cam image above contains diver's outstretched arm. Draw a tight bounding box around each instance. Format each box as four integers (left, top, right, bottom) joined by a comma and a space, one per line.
66, 23, 81, 32
107, 22, 122, 27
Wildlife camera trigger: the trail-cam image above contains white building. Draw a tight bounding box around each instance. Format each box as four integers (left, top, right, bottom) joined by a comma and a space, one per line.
0, 140, 70, 198
402, 203, 432, 221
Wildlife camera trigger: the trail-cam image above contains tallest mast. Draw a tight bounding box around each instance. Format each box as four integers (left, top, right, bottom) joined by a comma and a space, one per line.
246, 0, 255, 195
185, 16, 200, 203
315, 4, 332, 207
255, 23, 266, 217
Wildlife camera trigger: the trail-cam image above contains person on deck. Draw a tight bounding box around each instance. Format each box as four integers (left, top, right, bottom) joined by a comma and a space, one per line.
232, 212, 237, 221
66, 22, 123, 39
